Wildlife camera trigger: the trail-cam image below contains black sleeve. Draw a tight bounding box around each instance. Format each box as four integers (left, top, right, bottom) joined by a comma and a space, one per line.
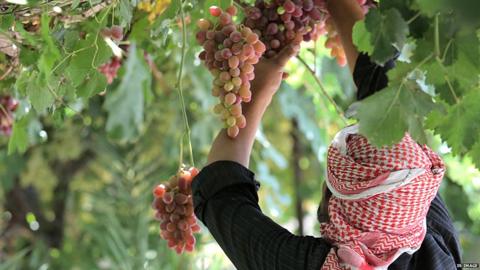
353, 53, 397, 101
424, 194, 462, 264
192, 161, 332, 270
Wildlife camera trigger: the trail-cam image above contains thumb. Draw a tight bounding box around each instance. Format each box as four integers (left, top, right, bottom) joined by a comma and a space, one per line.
274, 43, 301, 67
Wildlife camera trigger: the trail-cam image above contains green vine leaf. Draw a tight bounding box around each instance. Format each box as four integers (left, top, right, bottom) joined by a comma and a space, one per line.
414, 0, 447, 17
357, 80, 439, 147
427, 90, 480, 157
38, 14, 61, 80
65, 33, 112, 87
27, 73, 55, 112
104, 44, 151, 142
8, 117, 29, 155
352, 21, 373, 55
364, 8, 410, 64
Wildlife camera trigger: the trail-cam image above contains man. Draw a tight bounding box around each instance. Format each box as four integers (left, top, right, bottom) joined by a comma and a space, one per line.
192, 0, 462, 269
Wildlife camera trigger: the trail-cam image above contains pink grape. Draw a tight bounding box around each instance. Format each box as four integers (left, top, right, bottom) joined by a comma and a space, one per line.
227, 126, 240, 138
284, 1, 296, 13
221, 48, 233, 59
228, 56, 240, 68
230, 31, 243, 43
219, 13, 232, 25
197, 18, 211, 31
209, 6, 221, 17
110, 26, 123, 40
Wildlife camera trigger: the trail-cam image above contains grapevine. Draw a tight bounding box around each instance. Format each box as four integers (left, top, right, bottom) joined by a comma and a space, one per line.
196, 5, 266, 138
152, 167, 201, 254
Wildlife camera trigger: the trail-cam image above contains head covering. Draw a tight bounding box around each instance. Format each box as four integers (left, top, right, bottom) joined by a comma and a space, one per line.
320, 125, 445, 270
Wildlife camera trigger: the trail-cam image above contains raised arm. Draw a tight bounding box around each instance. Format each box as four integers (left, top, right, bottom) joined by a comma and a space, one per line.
326, 0, 398, 100
206, 43, 300, 167
325, 0, 365, 72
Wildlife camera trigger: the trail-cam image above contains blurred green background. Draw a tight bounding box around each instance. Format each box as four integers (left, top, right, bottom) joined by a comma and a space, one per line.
1, 0, 479, 269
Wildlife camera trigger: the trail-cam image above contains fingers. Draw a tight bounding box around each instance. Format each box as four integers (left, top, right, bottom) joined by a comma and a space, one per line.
273, 34, 303, 67
274, 43, 301, 67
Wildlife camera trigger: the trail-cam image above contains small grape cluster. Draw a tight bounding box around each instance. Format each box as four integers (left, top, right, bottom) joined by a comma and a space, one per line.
196, 6, 266, 138
0, 95, 19, 136
100, 25, 124, 41
243, 0, 326, 58
98, 57, 122, 84
152, 167, 201, 254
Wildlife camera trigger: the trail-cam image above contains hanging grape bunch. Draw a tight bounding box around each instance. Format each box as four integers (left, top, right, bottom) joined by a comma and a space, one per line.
152, 166, 201, 254
242, 0, 327, 58
0, 95, 19, 136
243, 0, 373, 66
98, 26, 124, 84
196, 5, 266, 138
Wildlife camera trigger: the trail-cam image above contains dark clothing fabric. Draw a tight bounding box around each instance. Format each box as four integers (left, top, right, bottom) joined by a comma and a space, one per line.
192, 161, 461, 270
354, 53, 397, 101
192, 54, 462, 270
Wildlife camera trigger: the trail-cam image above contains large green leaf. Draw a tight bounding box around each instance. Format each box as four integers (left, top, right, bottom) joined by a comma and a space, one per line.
364, 8, 410, 64
104, 44, 151, 142
427, 90, 480, 157
8, 117, 29, 155
352, 20, 373, 55
27, 73, 56, 112
65, 33, 112, 87
357, 78, 439, 146
77, 70, 108, 98
414, 0, 448, 16
37, 14, 61, 80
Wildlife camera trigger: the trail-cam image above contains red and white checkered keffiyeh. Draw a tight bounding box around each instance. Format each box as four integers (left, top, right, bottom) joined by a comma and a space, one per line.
320, 125, 445, 270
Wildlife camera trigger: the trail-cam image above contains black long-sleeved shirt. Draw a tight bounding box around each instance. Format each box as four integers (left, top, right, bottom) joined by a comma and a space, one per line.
192, 54, 462, 270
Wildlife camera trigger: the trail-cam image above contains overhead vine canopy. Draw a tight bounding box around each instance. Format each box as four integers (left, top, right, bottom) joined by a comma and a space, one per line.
0, 0, 479, 166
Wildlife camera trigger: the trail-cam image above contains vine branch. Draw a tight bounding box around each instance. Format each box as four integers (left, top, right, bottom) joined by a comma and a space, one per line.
296, 56, 347, 125
233, 0, 248, 9
177, 0, 195, 168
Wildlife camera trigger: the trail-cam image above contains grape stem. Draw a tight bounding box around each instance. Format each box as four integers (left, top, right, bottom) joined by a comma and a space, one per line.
233, 0, 248, 9
406, 12, 421, 25
434, 13, 440, 58
0, 64, 13, 81
177, 0, 195, 168
296, 56, 348, 125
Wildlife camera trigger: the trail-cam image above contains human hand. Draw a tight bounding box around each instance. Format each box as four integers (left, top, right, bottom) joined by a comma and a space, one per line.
250, 38, 302, 103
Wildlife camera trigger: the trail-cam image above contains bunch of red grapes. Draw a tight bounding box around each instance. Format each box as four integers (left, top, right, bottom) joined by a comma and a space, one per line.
0, 95, 19, 136
196, 5, 266, 138
152, 166, 201, 254
195, 1, 374, 139
243, 0, 372, 66
99, 57, 122, 84
243, 0, 327, 58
